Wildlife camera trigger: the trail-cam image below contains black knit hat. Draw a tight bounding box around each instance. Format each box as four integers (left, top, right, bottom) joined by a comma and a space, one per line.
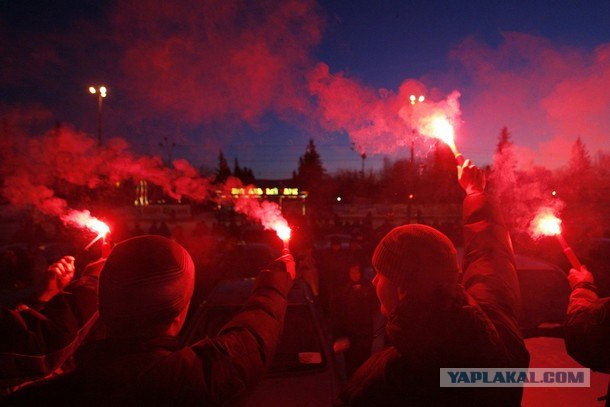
372, 224, 458, 291
99, 235, 194, 330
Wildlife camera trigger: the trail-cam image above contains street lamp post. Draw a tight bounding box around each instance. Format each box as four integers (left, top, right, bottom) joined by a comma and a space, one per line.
88, 85, 107, 145
407, 94, 425, 223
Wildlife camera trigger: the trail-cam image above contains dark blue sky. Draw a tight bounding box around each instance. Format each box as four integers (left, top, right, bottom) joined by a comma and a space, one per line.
2, 0, 609, 178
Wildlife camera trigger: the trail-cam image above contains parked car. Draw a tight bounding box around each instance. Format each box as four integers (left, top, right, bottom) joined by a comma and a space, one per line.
457, 248, 570, 337
181, 279, 342, 406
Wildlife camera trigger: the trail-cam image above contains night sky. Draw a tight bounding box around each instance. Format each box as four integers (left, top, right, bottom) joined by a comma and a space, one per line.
2, 0, 609, 178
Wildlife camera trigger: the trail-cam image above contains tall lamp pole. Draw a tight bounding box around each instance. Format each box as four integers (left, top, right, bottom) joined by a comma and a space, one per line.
88, 85, 107, 145
407, 94, 425, 223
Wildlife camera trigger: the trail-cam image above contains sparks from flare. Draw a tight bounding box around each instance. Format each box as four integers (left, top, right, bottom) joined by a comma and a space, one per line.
531, 207, 582, 270
61, 210, 110, 251
275, 224, 292, 251
416, 113, 464, 165
532, 210, 562, 237
231, 192, 292, 251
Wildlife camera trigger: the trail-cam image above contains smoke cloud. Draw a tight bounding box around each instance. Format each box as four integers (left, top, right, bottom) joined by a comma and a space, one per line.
307, 62, 462, 155
223, 177, 290, 237
451, 32, 610, 168
0, 120, 291, 236
0, 123, 212, 219
112, 0, 323, 128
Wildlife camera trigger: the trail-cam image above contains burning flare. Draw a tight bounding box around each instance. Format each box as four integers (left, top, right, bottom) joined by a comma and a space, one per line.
530, 207, 582, 269
230, 188, 291, 251
531, 208, 561, 238
275, 223, 292, 251
61, 210, 110, 250
275, 224, 291, 242
413, 93, 464, 165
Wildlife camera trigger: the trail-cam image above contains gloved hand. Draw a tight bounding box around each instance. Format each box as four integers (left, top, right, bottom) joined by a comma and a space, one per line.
567, 265, 594, 290
268, 250, 296, 280
458, 159, 486, 195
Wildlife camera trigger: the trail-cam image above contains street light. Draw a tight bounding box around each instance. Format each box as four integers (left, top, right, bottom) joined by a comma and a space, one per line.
88, 85, 108, 145
409, 94, 425, 105
408, 94, 425, 223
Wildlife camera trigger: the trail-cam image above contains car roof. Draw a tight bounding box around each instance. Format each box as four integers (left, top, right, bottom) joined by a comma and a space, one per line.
455, 248, 560, 272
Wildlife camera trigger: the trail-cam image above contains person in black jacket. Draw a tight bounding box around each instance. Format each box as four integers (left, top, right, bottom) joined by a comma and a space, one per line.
1, 255, 103, 392
564, 265, 610, 405
5, 235, 295, 406
337, 159, 530, 406
333, 261, 378, 378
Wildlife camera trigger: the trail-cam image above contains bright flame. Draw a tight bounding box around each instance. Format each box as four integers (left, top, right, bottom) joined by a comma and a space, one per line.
531, 208, 562, 238
416, 113, 456, 148
429, 116, 455, 146
61, 210, 110, 238
275, 224, 291, 242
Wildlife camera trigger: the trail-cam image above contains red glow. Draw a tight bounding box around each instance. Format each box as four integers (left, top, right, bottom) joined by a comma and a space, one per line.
531, 207, 562, 238
229, 179, 291, 244
275, 224, 291, 242
424, 115, 456, 146
61, 210, 110, 238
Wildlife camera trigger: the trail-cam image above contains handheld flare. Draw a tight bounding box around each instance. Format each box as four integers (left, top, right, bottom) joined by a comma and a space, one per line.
275, 224, 291, 253
532, 210, 582, 270
428, 116, 464, 165
555, 234, 583, 270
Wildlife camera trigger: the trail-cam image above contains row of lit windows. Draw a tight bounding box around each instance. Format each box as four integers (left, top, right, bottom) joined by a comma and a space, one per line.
230, 187, 300, 196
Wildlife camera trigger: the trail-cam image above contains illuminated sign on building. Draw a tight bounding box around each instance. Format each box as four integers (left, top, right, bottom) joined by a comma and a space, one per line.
230, 187, 302, 198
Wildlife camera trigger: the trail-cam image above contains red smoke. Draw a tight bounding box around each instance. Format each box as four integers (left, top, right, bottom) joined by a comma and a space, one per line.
0, 124, 212, 214
0, 121, 293, 239
307, 62, 462, 155
451, 32, 610, 168
223, 177, 290, 240
61, 209, 110, 238
112, 0, 323, 128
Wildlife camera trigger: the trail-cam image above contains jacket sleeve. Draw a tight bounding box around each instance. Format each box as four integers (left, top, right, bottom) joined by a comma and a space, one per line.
189, 270, 293, 404
564, 287, 610, 372
461, 192, 521, 319
0, 261, 102, 383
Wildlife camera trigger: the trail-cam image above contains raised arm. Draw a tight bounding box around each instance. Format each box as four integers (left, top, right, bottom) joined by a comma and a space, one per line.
564, 266, 610, 372
189, 252, 295, 404
458, 160, 520, 318
0, 256, 102, 384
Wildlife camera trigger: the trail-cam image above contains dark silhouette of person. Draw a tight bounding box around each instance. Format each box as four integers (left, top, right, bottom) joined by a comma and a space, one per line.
333, 261, 378, 378
5, 236, 295, 405
564, 265, 610, 405
337, 160, 529, 406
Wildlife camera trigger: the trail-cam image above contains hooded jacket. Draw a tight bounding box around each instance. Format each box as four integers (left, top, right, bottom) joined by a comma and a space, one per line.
337, 192, 530, 406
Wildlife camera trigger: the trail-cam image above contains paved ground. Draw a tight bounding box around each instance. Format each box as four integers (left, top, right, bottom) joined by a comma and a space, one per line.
523, 337, 608, 406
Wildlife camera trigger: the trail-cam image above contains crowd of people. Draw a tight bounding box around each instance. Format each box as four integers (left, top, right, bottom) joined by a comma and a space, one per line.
0, 160, 608, 405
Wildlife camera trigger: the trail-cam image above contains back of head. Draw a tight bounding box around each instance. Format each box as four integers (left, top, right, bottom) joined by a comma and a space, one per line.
372, 224, 458, 296
99, 235, 194, 335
